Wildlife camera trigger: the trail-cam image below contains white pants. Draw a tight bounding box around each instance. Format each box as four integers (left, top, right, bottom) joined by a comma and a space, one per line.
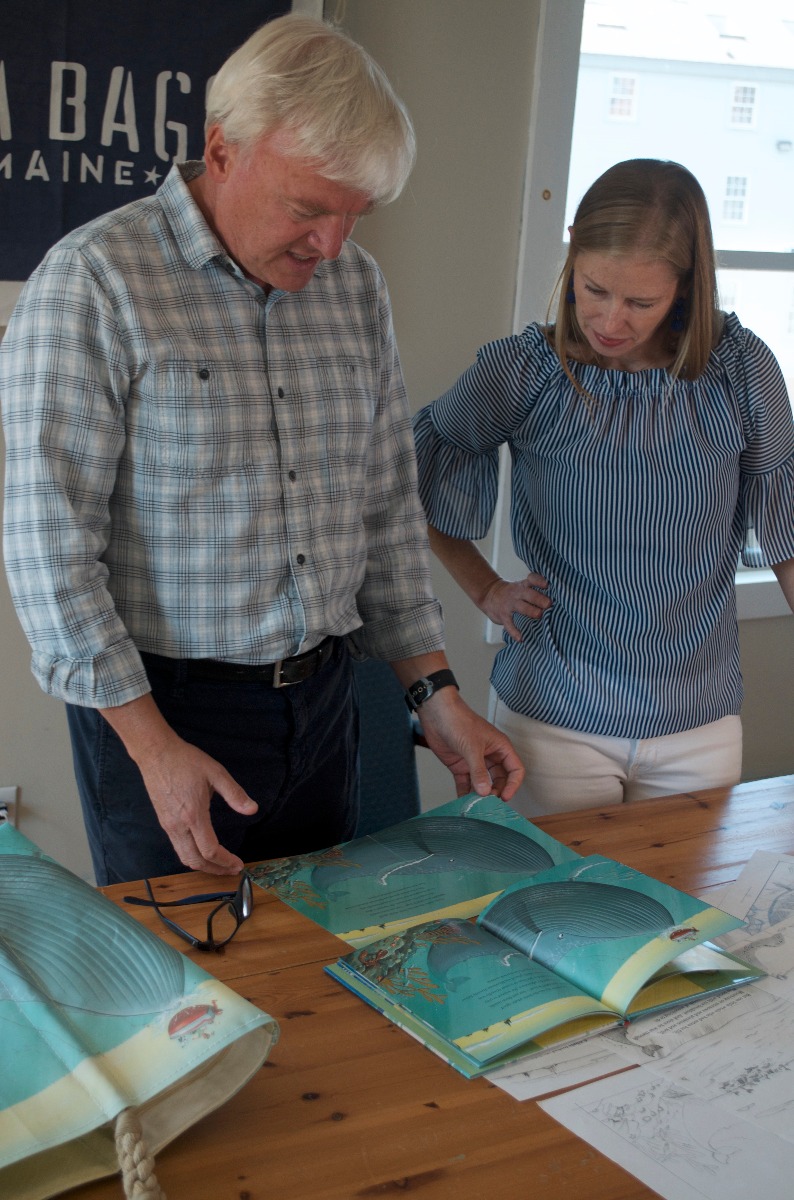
492, 695, 742, 818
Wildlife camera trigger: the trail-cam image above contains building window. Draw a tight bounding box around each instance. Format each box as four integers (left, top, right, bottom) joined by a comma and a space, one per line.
723, 176, 748, 223
608, 74, 636, 120
719, 277, 738, 313
729, 83, 757, 128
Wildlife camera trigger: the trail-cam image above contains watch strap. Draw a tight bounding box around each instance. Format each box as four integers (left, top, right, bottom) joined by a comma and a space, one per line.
404, 669, 459, 711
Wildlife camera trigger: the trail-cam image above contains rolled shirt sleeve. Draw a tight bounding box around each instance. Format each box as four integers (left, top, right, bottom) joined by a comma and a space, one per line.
730, 323, 794, 568
2, 250, 151, 706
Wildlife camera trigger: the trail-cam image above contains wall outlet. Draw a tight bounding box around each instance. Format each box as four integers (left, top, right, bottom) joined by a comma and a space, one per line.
0, 786, 19, 825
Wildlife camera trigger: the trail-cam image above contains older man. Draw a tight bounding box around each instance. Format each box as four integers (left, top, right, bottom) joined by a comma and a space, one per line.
1, 15, 522, 885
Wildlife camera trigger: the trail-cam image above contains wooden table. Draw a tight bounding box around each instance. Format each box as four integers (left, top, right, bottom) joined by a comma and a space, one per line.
72, 775, 794, 1200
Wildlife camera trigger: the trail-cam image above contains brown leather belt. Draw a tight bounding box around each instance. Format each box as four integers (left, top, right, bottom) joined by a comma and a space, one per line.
141, 636, 339, 687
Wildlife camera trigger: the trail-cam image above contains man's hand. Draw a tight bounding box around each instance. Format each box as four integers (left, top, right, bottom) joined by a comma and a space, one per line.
409, 684, 525, 802
136, 736, 257, 875
100, 694, 257, 875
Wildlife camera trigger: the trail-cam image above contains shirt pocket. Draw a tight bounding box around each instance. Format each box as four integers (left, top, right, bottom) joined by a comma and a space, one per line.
136, 360, 264, 475
307, 355, 377, 474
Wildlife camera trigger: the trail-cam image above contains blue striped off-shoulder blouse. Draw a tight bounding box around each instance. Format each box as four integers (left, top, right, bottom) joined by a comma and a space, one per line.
413, 314, 794, 739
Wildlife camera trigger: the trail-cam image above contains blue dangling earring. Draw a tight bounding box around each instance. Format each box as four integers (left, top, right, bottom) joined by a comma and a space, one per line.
670, 296, 687, 332
566, 270, 576, 304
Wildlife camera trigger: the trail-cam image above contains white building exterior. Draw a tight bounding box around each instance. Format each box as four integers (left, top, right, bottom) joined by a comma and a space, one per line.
565, 0, 794, 395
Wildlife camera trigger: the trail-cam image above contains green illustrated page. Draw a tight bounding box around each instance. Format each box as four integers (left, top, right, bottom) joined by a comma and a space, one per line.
623, 941, 764, 1016
477, 855, 747, 1014
0, 823, 278, 1199
251, 793, 580, 947
326, 916, 618, 1073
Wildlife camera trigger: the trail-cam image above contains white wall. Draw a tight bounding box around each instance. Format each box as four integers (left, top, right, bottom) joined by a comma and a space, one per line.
1, 0, 791, 880
337, 0, 542, 805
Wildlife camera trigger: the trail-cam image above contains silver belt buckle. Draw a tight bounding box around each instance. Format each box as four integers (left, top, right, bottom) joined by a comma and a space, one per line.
272, 657, 290, 688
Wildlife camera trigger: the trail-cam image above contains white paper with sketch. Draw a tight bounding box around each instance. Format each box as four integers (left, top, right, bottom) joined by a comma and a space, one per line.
713, 850, 794, 934
713, 852, 794, 997
617, 853, 794, 1142
485, 1025, 646, 1101
537, 851, 794, 1197
624, 987, 794, 1142
539, 1064, 794, 1200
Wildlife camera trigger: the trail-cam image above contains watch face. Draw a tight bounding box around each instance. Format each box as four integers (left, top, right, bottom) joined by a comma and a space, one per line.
406, 678, 430, 710
406, 670, 457, 711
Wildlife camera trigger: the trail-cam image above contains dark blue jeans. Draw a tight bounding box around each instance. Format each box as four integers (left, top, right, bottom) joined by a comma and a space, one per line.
66, 639, 359, 885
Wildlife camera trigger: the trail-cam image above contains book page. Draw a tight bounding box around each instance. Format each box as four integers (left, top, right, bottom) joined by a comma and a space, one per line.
251, 793, 579, 947
330, 915, 617, 1070
478, 855, 744, 1012
486, 855, 792, 1103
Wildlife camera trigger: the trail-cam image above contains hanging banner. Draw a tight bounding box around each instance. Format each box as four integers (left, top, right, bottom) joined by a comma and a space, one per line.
0, 0, 291, 279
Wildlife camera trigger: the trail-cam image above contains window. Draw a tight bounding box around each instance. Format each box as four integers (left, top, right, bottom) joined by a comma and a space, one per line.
729, 83, 758, 128
722, 175, 748, 223
608, 74, 637, 120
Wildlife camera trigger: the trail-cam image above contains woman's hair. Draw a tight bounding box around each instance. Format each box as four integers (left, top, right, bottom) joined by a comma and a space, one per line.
551, 159, 721, 384
205, 14, 416, 205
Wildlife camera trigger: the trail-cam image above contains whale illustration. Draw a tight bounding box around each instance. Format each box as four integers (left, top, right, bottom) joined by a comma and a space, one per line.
482, 880, 675, 969
310, 816, 557, 892
0, 853, 186, 1015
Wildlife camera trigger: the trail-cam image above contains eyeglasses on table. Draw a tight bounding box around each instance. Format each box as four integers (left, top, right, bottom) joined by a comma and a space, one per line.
123, 870, 253, 952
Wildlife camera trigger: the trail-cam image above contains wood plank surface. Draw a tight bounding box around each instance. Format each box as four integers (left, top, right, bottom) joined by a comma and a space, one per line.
61, 776, 794, 1200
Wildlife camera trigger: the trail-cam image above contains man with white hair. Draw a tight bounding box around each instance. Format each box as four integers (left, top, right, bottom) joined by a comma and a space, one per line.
1, 15, 523, 885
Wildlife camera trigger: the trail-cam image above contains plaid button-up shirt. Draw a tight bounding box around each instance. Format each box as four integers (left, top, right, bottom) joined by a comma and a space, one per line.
1, 163, 444, 708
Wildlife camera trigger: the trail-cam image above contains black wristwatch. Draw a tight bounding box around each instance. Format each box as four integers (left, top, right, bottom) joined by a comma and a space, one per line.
404, 669, 459, 712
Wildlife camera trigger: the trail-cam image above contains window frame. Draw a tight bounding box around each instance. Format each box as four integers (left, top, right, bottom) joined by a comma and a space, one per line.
728, 81, 758, 129
608, 73, 638, 121
722, 174, 749, 225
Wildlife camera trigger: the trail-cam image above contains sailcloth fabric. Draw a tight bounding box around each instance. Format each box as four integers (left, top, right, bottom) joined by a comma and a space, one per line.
0, 822, 278, 1199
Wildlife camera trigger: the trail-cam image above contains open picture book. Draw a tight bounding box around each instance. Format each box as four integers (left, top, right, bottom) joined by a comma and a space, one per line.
250, 792, 582, 946
251, 794, 761, 1078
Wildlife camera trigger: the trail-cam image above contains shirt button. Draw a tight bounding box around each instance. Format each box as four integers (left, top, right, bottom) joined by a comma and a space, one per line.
277, 387, 285, 398
296, 554, 306, 565
198, 368, 210, 380
288, 470, 297, 481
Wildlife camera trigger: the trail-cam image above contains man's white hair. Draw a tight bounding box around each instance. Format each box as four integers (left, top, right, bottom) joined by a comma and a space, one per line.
206, 14, 416, 204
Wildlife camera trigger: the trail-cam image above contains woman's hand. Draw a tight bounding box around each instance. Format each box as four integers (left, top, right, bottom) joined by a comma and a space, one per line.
426, 526, 552, 641
479, 574, 551, 641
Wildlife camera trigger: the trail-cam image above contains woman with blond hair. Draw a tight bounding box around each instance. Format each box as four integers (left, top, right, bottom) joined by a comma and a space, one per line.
414, 158, 794, 817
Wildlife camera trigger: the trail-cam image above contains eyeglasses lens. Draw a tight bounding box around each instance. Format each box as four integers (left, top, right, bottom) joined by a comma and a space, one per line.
208, 900, 241, 946
207, 875, 252, 947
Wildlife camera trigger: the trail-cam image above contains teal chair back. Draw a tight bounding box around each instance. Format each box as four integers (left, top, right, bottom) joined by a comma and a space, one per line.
352, 658, 421, 836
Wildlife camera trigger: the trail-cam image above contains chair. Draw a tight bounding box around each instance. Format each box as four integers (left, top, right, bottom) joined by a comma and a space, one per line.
352, 658, 421, 835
